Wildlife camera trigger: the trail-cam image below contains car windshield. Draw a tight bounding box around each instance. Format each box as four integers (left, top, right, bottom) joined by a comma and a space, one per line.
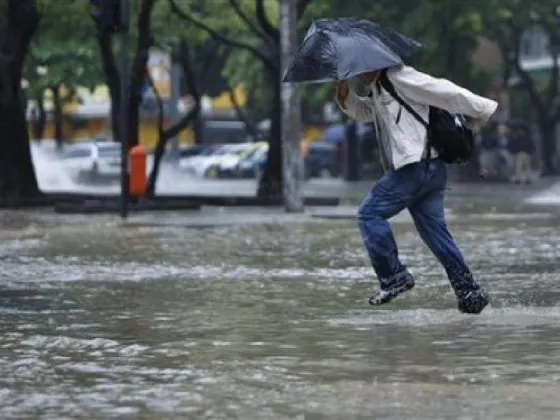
214, 144, 248, 155
244, 145, 266, 160
198, 146, 219, 156
61, 145, 92, 159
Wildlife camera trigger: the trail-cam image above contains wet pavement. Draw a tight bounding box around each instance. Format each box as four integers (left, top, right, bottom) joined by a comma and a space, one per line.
1, 204, 560, 419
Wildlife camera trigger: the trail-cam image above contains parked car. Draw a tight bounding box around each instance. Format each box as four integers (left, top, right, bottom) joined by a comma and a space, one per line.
180, 142, 256, 178
178, 144, 214, 159
213, 142, 268, 178
304, 141, 341, 179
226, 141, 340, 181
228, 143, 269, 179
59, 142, 122, 183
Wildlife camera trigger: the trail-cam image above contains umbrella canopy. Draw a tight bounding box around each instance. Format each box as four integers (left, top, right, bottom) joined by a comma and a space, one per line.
283, 17, 421, 84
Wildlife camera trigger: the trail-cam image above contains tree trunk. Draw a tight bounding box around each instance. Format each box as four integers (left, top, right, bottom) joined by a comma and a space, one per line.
257, 79, 282, 199
227, 84, 258, 140
0, 102, 41, 204
32, 93, 46, 140
0, 0, 42, 204
127, 0, 156, 148
193, 114, 204, 144
96, 34, 120, 140
279, 0, 303, 211
147, 40, 202, 195
147, 107, 199, 195
52, 85, 63, 150
540, 120, 557, 175
127, 67, 147, 148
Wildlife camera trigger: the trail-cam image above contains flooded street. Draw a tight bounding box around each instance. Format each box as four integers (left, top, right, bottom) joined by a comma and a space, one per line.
1, 206, 560, 419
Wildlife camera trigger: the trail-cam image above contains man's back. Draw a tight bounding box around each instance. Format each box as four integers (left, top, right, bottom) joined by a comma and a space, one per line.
337, 65, 498, 170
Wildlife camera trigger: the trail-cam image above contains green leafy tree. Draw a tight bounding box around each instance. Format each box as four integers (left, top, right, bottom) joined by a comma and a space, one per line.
90, 0, 160, 146
298, 0, 494, 108
146, 38, 224, 195
25, 39, 103, 147
169, 0, 314, 199
479, 0, 560, 174
24, 0, 100, 144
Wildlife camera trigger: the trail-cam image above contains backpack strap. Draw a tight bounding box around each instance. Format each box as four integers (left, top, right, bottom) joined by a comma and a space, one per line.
377, 69, 428, 128
377, 69, 432, 161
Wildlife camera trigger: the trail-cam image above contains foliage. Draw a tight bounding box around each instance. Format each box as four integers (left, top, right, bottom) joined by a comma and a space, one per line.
24, 1, 102, 105
475, 0, 560, 172
179, 0, 508, 117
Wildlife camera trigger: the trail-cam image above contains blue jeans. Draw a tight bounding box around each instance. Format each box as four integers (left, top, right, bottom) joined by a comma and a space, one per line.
357, 159, 476, 296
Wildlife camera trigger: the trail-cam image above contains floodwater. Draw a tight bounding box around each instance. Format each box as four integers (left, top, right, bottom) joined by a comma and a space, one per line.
1, 205, 560, 419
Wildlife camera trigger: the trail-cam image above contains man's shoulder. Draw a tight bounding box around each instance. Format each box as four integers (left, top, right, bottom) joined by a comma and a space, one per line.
386, 64, 425, 81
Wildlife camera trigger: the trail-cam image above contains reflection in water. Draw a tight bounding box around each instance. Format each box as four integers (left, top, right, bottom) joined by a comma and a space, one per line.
0, 209, 559, 419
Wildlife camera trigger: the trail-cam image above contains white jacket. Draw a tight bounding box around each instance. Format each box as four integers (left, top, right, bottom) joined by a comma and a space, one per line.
337, 65, 498, 170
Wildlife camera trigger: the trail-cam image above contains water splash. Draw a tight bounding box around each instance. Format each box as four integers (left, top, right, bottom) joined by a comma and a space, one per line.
29, 141, 194, 195
524, 181, 560, 205
30, 141, 76, 192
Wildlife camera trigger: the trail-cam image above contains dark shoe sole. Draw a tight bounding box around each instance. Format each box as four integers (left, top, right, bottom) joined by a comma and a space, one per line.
369, 282, 415, 306
458, 290, 490, 314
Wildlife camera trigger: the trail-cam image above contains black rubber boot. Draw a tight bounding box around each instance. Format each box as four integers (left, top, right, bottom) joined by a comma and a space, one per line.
453, 273, 490, 314
369, 270, 415, 306
457, 288, 489, 314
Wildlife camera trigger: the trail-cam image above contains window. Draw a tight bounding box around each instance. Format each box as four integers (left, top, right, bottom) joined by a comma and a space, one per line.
63, 147, 91, 159
520, 27, 549, 59
97, 145, 121, 157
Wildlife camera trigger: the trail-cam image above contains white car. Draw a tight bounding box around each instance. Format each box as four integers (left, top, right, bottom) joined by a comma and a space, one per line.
59, 142, 122, 183
216, 142, 268, 178
180, 143, 254, 178
213, 141, 268, 177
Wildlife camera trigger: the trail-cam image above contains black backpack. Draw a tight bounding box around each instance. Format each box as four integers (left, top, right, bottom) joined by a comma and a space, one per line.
377, 70, 475, 164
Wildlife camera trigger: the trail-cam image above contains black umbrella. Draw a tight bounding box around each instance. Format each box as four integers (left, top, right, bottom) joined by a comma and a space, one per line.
283, 17, 421, 84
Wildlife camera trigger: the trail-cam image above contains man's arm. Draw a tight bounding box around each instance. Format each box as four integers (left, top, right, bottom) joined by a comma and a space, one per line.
389, 66, 498, 121
334, 81, 375, 122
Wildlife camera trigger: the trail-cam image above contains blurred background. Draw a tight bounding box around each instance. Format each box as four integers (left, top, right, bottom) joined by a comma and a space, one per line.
1, 0, 560, 203
3, 2, 560, 418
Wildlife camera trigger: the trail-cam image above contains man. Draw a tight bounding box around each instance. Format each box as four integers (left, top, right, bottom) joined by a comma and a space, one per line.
335, 65, 498, 314
478, 122, 499, 178
508, 124, 536, 184
496, 123, 514, 180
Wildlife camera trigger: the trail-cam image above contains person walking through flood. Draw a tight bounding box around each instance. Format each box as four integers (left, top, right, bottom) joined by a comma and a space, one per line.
335, 65, 497, 314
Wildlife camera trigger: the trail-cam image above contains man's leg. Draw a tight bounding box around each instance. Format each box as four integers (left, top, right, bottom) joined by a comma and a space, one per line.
357, 167, 416, 305
408, 184, 489, 314
479, 150, 491, 175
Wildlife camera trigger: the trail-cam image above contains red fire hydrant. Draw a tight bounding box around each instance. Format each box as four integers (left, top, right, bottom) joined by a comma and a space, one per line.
129, 145, 147, 196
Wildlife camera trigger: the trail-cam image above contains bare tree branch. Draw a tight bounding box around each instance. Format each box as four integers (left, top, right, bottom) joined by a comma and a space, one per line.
227, 84, 258, 139
169, 0, 275, 73
128, 0, 157, 141
255, 0, 279, 43
228, 0, 271, 44
145, 69, 165, 196
95, 33, 120, 138
162, 40, 201, 140
146, 72, 164, 137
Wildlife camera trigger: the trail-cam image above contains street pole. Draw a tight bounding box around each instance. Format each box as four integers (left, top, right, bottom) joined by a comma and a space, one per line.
169, 58, 182, 161
119, 0, 130, 219
280, 0, 303, 212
